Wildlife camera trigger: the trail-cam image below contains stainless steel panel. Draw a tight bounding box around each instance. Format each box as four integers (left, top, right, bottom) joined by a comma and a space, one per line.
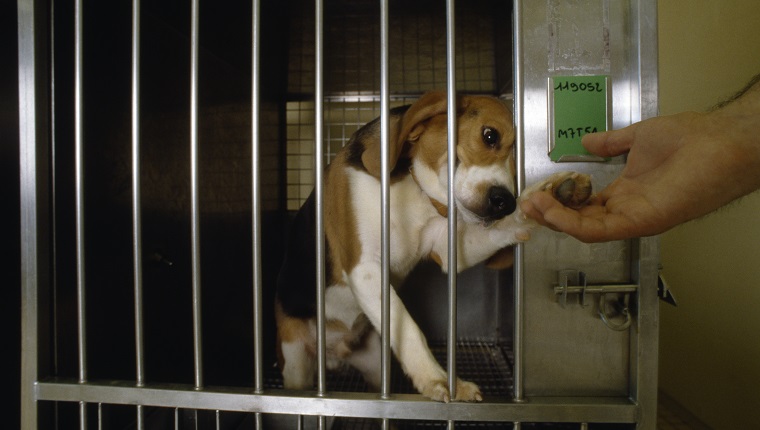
19, 0, 50, 427
515, 0, 659, 407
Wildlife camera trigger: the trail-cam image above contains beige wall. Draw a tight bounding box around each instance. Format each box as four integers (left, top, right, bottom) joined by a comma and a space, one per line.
657, 1, 760, 429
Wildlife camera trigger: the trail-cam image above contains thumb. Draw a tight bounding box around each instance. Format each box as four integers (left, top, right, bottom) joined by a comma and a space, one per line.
582, 122, 639, 157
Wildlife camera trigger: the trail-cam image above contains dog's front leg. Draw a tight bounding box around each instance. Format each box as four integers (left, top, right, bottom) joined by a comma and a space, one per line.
423, 216, 531, 273
426, 172, 593, 273
347, 262, 482, 402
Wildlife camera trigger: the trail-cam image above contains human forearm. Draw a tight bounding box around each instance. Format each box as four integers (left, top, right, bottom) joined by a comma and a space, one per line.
707, 73, 760, 202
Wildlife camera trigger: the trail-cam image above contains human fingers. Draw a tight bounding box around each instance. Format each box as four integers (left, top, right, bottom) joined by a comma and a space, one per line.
581, 122, 640, 157
519, 192, 558, 229
520, 191, 631, 243
519, 191, 591, 234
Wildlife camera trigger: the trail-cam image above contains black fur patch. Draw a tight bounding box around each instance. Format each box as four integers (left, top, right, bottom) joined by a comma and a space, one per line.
276, 190, 333, 318
345, 104, 412, 173
345, 138, 366, 171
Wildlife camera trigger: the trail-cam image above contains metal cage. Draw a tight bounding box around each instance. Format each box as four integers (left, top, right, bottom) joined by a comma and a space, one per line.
19, 0, 659, 428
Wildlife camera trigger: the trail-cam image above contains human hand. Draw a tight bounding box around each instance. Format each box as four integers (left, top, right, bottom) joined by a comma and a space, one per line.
519, 108, 760, 242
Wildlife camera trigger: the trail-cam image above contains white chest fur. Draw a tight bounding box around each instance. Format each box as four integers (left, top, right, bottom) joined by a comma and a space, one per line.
346, 168, 442, 280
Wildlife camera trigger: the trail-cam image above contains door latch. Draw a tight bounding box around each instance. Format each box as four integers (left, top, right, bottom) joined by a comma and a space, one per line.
657, 272, 678, 307
554, 270, 637, 331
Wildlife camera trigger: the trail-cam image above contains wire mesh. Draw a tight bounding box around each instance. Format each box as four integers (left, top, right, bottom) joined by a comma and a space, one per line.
285, 97, 416, 209
284, 0, 510, 208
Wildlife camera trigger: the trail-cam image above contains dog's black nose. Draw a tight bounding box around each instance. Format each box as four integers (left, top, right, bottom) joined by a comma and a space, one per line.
487, 186, 517, 219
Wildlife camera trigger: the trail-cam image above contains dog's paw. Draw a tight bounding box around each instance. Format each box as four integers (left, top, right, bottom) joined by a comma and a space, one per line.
453, 378, 483, 402
536, 172, 592, 208
421, 378, 483, 403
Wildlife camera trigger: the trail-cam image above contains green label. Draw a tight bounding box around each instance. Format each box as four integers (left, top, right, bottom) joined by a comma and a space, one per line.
550, 75, 609, 162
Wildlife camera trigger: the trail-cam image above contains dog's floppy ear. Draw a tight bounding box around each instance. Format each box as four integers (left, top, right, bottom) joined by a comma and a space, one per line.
361, 91, 453, 178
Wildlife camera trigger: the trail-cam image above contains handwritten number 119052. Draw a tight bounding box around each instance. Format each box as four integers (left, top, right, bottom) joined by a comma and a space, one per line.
554, 80, 604, 92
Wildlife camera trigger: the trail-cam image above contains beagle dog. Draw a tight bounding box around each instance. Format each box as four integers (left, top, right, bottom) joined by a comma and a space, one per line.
275, 91, 591, 402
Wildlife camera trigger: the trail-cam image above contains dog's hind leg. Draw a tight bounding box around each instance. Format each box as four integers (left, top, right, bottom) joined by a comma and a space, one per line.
276, 306, 316, 390
344, 329, 382, 391
280, 338, 315, 390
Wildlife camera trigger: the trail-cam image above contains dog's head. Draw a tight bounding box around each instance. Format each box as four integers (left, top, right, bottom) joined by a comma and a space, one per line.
361, 91, 517, 226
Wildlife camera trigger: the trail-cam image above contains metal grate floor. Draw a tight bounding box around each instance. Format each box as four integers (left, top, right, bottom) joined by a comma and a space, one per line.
265, 339, 514, 396
264, 340, 630, 429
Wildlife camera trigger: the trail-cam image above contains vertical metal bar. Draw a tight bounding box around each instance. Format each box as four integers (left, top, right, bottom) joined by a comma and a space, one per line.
131, 0, 146, 427
512, 0, 525, 407
19, 0, 49, 427
51, 2, 64, 422
190, 0, 204, 390
74, 0, 88, 426
50, 0, 60, 383
251, 0, 264, 399
630, 5, 660, 429
74, 0, 87, 384
632, 0, 659, 123
314, 0, 327, 398
378, 0, 392, 404
445, 0, 458, 406
250, 0, 265, 425
131, 0, 144, 388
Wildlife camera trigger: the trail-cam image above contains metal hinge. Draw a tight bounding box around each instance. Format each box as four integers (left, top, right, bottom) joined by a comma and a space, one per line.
554, 270, 637, 331
657, 272, 678, 307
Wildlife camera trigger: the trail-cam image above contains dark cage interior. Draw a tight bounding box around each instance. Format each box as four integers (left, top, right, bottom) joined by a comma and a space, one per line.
41, 0, 630, 427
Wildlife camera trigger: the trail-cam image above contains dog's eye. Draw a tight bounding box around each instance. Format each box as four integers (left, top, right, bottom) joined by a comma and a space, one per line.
482, 127, 501, 148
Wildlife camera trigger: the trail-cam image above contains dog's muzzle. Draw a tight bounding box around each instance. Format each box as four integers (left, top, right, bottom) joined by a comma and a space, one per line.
486, 186, 517, 220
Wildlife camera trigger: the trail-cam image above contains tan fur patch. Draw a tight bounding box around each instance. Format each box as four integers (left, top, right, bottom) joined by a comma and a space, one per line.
408, 114, 449, 174
429, 251, 442, 266
430, 198, 448, 217
485, 247, 515, 270
455, 97, 515, 169
275, 301, 313, 369
407, 96, 515, 183
324, 157, 362, 276
275, 302, 311, 343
